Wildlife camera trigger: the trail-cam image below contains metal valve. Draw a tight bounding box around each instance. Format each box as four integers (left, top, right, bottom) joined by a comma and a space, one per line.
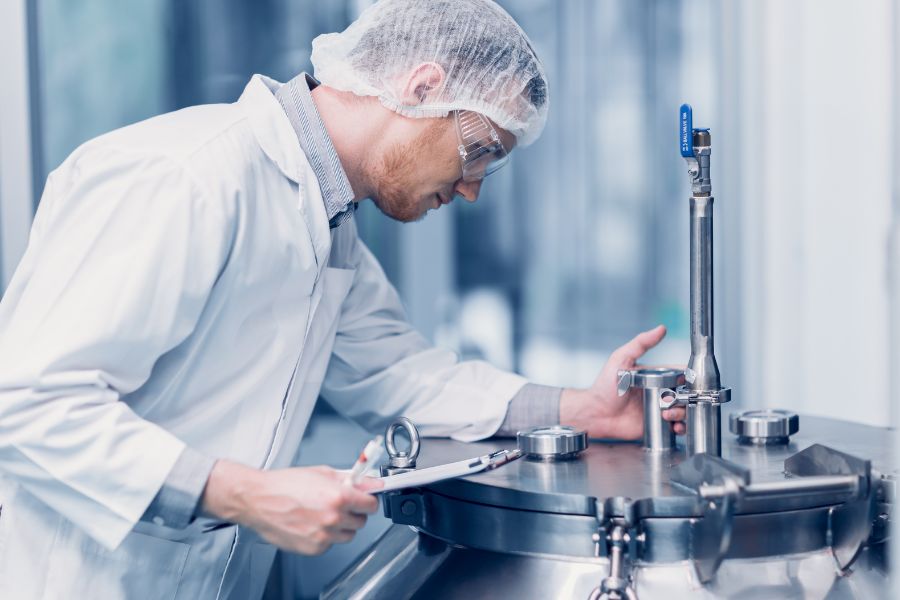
588, 524, 638, 600
667, 104, 733, 457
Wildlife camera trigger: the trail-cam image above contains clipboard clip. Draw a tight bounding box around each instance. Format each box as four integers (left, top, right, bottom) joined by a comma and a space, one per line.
380, 446, 522, 526
476, 448, 523, 470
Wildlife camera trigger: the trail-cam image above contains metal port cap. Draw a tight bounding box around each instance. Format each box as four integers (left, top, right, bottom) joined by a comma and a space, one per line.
617, 368, 683, 397
729, 409, 799, 445
517, 425, 588, 460
631, 368, 682, 389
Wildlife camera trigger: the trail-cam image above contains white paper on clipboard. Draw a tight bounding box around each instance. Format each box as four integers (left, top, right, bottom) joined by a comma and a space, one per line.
374, 449, 522, 494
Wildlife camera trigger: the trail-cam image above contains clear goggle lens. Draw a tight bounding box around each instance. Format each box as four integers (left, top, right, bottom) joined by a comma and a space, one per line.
455, 110, 509, 182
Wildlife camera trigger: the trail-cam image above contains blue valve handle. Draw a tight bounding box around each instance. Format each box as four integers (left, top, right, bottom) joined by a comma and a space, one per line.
680, 103, 693, 157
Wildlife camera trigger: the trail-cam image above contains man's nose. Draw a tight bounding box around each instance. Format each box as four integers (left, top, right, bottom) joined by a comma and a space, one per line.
453, 179, 483, 202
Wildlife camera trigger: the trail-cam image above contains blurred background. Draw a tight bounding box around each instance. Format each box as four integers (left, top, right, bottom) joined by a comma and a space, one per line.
1, 0, 897, 598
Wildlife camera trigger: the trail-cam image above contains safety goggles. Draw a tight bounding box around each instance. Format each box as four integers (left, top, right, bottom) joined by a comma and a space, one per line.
455, 110, 510, 182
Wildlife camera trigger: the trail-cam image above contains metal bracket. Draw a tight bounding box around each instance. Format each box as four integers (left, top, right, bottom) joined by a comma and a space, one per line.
785, 444, 876, 572
784, 444, 871, 496
668, 445, 878, 581
670, 454, 744, 583
671, 453, 750, 491
693, 478, 740, 583
828, 496, 876, 573
383, 491, 425, 527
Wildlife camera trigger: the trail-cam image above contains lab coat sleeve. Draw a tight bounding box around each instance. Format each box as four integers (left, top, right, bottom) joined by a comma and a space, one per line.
320, 240, 528, 442
140, 444, 216, 529
494, 383, 562, 437
0, 144, 234, 549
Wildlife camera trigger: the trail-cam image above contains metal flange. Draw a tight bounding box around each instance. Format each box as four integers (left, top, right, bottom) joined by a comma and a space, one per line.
517, 425, 588, 461
729, 409, 799, 445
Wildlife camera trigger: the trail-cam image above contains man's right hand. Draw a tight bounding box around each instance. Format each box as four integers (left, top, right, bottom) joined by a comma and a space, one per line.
201, 459, 382, 555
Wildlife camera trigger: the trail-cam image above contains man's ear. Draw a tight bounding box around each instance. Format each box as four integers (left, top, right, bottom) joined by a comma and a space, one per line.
399, 62, 446, 106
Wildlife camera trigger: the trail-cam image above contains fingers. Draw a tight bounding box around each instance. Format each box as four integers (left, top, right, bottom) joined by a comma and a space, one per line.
341, 486, 380, 515
314, 499, 370, 553
353, 475, 385, 494
661, 407, 685, 422
331, 511, 367, 532
248, 466, 385, 556
610, 325, 666, 368
662, 406, 685, 436
325, 489, 375, 548
311, 465, 345, 481
331, 529, 359, 544
315, 466, 383, 495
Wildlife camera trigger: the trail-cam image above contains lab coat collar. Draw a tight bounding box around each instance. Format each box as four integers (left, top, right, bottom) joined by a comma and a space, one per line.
238, 74, 307, 184
275, 73, 356, 225
238, 74, 332, 268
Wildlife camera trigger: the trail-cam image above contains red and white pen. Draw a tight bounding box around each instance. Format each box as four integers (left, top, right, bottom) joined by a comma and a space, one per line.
346, 435, 384, 485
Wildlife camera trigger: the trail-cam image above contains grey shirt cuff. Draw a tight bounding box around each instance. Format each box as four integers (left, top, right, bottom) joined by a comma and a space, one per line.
140, 445, 216, 529
494, 383, 562, 437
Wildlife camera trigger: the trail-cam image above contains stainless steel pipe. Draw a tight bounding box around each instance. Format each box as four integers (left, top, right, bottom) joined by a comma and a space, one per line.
686, 401, 720, 456
687, 193, 721, 392
617, 368, 681, 452
699, 474, 862, 501
644, 389, 676, 452
639, 370, 680, 452
674, 121, 731, 457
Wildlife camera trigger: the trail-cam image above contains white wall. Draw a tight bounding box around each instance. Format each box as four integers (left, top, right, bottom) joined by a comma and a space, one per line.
727, 0, 895, 426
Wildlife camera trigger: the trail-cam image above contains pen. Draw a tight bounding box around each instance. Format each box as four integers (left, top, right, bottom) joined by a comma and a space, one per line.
346, 435, 384, 485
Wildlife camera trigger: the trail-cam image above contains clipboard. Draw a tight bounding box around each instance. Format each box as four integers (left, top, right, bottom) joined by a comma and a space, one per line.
198, 448, 522, 534
374, 448, 522, 494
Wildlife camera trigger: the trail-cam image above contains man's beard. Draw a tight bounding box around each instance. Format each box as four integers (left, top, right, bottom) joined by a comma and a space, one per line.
369, 120, 448, 223
370, 148, 426, 223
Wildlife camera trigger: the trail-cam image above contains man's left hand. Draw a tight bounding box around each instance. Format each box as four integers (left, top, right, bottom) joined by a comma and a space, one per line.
559, 325, 686, 440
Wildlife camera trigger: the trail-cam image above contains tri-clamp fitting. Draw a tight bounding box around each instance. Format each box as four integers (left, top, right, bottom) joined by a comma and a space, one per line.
617, 368, 682, 452
661, 105, 732, 457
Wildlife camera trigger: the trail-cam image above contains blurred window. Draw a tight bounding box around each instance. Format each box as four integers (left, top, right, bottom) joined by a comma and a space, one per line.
29, 0, 712, 385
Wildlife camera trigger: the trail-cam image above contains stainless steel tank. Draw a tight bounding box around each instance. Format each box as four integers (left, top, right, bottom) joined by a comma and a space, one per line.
322, 415, 893, 599
322, 106, 894, 598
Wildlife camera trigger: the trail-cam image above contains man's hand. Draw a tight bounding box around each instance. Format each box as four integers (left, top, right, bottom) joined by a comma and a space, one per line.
201, 460, 383, 555
559, 325, 686, 440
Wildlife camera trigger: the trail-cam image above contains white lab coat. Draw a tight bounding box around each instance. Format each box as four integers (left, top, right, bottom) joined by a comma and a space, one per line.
0, 75, 527, 599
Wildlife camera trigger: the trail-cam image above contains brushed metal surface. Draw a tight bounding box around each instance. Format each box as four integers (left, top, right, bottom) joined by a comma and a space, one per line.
417, 414, 895, 517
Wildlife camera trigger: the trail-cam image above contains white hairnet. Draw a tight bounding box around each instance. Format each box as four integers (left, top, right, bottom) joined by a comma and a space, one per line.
311, 0, 549, 147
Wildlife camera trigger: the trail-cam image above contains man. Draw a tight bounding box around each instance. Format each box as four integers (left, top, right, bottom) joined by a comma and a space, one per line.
0, 0, 684, 598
